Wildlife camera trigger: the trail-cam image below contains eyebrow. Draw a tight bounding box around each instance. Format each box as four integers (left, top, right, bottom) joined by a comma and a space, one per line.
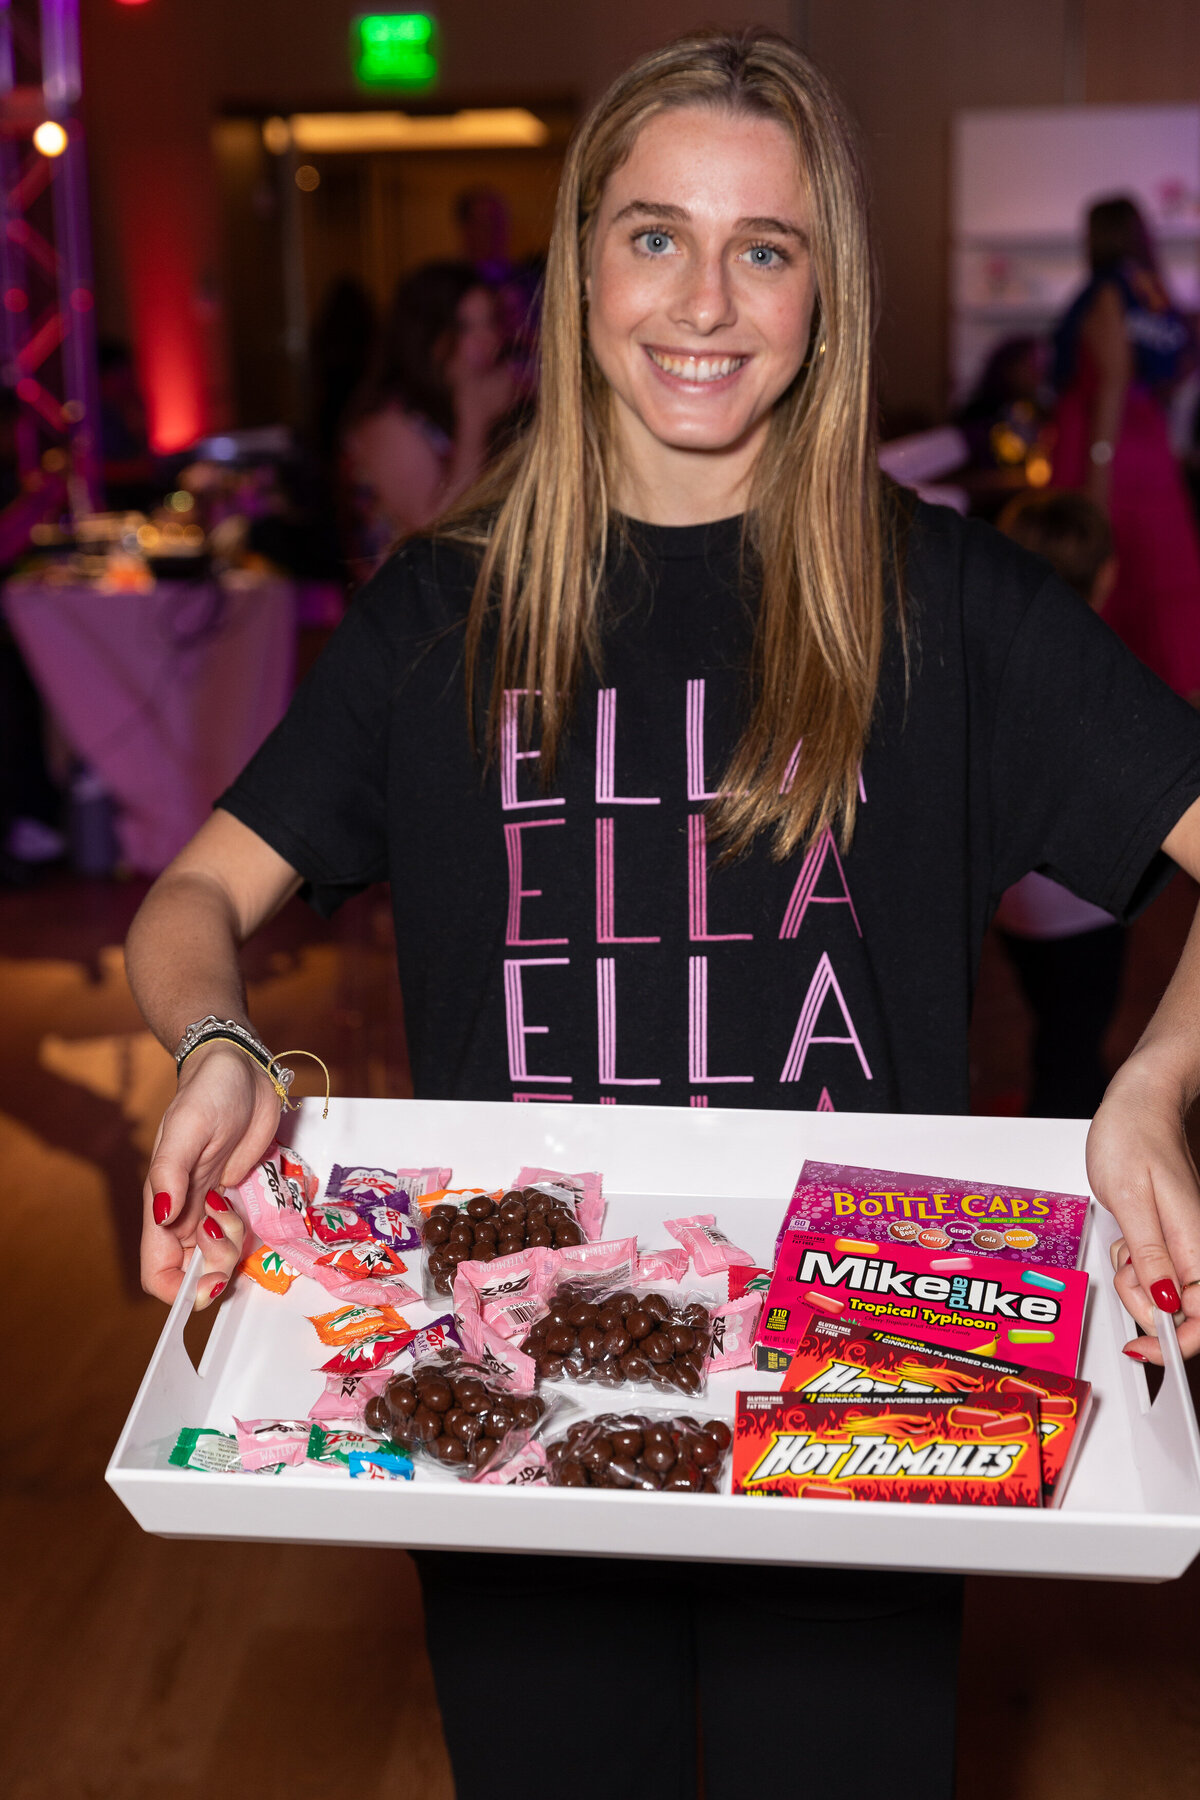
612, 200, 808, 242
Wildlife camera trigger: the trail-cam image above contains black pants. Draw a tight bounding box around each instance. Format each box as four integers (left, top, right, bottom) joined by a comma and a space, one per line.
998, 925, 1125, 1118
415, 1552, 963, 1799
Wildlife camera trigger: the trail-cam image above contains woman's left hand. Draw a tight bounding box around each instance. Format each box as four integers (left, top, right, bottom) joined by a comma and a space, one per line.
1086, 1049, 1200, 1362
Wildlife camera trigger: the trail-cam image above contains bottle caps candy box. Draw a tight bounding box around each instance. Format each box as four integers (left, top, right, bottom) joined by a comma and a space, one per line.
779, 1312, 1092, 1505
777, 1161, 1090, 1271
754, 1225, 1089, 1378
732, 1391, 1043, 1506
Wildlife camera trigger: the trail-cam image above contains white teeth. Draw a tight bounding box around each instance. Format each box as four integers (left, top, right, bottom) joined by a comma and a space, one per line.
647, 349, 744, 381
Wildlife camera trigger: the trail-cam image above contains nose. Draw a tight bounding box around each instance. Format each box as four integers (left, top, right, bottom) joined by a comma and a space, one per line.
670, 249, 736, 336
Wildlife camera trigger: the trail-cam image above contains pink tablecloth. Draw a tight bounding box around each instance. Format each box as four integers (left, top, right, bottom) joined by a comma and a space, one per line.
3, 572, 295, 874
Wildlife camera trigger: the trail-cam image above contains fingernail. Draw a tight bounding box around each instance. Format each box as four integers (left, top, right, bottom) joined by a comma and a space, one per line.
1151, 1279, 1182, 1313
210, 1280, 227, 1300
202, 1217, 224, 1241
152, 1192, 171, 1226
1123, 1347, 1148, 1361
206, 1190, 231, 1211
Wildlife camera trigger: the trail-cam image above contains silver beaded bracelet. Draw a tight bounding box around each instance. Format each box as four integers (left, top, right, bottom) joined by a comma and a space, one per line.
174, 1015, 295, 1100
173, 1016, 329, 1117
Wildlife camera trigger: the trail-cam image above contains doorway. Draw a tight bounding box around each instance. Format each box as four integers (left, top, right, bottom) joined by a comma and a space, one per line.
213, 103, 574, 430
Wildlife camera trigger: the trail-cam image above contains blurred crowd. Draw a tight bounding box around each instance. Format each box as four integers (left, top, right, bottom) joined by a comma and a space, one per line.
952, 192, 1200, 1117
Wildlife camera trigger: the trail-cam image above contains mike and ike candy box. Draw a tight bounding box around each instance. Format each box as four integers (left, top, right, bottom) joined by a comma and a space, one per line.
754, 1226, 1088, 1378
779, 1314, 1092, 1505
777, 1161, 1090, 1272
733, 1391, 1043, 1506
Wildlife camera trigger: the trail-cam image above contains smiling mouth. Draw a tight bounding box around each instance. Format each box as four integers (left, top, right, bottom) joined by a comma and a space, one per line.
644, 347, 749, 383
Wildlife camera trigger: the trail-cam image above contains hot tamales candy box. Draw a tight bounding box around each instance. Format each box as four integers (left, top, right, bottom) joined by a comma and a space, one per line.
754, 1226, 1088, 1377
732, 1392, 1043, 1506
779, 1315, 1092, 1505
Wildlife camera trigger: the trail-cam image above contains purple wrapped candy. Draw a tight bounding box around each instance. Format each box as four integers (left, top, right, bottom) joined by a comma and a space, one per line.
350, 1195, 423, 1254
326, 1164, 401, 1204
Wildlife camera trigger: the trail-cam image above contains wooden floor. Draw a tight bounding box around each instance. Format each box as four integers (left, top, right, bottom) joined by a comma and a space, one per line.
1, 868, 1198, 1798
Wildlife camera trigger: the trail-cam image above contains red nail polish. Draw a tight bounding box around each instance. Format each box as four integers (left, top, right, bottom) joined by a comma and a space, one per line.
1150, 1279, 1182, 1313
210, 1280, 227, 1300
152, 1192, 171, 1225
202, 1217, 224, 1241
206, 1190, 231, 1211
1123, 1347, 1148, 1361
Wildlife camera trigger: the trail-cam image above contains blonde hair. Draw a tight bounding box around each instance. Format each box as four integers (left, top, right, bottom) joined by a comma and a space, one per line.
452, 27, 894, 858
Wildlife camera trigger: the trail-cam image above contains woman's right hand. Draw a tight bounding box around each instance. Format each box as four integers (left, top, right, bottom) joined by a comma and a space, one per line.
141, 1041, 282, 1309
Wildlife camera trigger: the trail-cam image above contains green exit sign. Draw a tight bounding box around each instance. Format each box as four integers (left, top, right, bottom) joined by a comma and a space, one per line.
354, 14, 438, 88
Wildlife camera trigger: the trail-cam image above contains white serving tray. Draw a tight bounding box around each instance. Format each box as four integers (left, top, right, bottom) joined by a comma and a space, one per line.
107, 1100, 1200, 1582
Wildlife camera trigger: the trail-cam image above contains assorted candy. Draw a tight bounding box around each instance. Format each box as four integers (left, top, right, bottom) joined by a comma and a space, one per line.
170, 1145, 1094, 1512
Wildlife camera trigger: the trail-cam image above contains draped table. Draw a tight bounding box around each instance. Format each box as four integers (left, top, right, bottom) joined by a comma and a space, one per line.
3, 570, 295, 874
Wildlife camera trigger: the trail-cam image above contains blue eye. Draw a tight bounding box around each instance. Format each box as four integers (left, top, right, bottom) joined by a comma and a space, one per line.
744, 242, 786, 268
635, 230, 675, 256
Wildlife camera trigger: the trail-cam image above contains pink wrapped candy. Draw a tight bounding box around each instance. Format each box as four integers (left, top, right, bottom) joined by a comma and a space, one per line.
638, 1247, 689, 1284
664, 1213, 755, 1278
706, 1294, 762, 1371
234, 1417, 310, 1473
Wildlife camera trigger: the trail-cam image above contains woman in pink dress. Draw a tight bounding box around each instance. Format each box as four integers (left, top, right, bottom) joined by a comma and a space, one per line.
1052, 195, 1200, 698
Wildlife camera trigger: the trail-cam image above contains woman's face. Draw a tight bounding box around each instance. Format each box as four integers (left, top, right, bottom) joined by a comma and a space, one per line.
452, 287, 503, 375
587, 106, 817, 480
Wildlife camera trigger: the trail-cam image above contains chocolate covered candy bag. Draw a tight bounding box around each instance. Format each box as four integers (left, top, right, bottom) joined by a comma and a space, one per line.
512, 1166, 606, 1242
544, 1411, 733, 1493
521, 1277, 715, 1396
420, 1184, 585, 1303
364, 1351, 555, 1481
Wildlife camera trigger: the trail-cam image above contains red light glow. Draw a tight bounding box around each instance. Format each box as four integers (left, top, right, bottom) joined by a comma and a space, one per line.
4, 288, 27, 312
133, 268, 207, 450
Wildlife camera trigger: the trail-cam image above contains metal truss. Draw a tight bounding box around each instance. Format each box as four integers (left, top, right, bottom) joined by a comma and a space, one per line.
0, 0, 100, 517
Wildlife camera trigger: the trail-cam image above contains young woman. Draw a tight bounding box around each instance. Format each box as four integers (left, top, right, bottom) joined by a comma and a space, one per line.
343, 260, 516, 553
1052, 194, 1200, 698
126, 31, 1200, 1799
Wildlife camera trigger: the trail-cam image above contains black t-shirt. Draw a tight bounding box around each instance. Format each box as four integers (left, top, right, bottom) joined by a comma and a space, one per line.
221, 503, 1200, 1114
